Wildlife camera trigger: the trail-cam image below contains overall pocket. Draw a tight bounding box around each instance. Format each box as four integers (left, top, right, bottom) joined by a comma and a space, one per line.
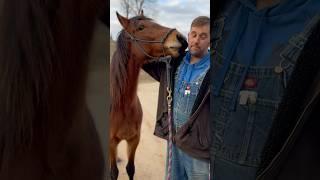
212, 63, 283, 167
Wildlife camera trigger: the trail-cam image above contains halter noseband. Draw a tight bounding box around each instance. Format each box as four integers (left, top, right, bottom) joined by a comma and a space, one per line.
124, 28, 176, 61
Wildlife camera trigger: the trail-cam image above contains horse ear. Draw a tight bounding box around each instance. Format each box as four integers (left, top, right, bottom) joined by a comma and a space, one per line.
140, 9, 144, 16
116, 11, 129, 29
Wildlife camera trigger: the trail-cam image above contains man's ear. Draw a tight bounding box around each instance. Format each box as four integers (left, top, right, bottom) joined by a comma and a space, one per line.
116, 11, 129, 29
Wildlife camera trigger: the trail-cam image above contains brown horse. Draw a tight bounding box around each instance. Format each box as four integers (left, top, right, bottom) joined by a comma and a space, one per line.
0, 0, 106, 180
110, 11, 187, 180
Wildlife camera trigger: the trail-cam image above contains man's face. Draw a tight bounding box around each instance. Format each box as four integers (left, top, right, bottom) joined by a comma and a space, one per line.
188, 24, 210, 58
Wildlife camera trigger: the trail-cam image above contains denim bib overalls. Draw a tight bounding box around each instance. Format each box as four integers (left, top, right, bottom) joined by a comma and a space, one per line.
210, 1, 320, 179
165, 56, 210, 180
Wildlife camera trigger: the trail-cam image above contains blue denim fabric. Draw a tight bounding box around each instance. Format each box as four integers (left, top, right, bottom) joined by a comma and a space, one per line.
211, 63, 284, 180
173, 62, 209, 130
212, 0, 320, 97
176, 52, 210, 92
165, 57, 210, 180
210, 1, 320, 179
166, 144, 210, 180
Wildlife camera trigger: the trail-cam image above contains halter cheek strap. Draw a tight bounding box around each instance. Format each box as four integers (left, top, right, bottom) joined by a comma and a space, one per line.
124, 28, 176, 60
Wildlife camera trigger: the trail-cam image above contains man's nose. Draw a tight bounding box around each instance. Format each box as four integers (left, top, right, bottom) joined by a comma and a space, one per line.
195, 36, 200, 44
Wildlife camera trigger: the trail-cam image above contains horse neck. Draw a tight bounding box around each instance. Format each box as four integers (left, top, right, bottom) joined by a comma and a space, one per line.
125, 56, 142, 100
111, 53, 143, 109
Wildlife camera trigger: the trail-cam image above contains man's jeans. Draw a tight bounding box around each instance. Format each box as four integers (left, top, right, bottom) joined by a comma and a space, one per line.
166, 144, 210, 180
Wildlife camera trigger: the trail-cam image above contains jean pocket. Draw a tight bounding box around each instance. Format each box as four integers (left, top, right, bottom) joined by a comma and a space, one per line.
239, 98, 280, 166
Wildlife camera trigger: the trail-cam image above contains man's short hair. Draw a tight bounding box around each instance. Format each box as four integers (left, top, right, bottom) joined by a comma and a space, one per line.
191, 16, 210, 27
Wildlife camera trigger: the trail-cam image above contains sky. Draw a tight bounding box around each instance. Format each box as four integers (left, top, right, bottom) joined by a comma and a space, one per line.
110, 0, 210, 40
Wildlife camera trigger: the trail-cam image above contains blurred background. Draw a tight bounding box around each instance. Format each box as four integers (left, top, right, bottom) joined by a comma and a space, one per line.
110, 0, 210, 39
86, 20, 108, 165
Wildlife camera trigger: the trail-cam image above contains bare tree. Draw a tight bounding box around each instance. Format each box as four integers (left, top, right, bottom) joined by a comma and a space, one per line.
120, 0, 157, 18
120, 0, 131, 18
131, 0, 144, 15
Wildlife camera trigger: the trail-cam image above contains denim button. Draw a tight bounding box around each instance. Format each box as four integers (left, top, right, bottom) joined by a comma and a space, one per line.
274, 65, 283, 73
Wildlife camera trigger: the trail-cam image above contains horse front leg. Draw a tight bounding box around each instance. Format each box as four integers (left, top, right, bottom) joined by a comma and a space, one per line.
109, 137, 120, 180
126, 134, 140, 180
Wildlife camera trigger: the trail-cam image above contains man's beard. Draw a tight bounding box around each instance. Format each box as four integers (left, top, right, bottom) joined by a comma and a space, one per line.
190, 49, 205, 58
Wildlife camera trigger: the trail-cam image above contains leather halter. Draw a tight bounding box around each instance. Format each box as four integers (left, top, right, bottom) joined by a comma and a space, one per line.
124, 28, 176, 61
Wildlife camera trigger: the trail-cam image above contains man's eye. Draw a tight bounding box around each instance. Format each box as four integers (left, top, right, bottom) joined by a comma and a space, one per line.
200, 34, 208, 40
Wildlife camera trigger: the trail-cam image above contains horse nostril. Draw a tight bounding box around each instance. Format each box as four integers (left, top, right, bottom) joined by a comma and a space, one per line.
176, 34, 185, 42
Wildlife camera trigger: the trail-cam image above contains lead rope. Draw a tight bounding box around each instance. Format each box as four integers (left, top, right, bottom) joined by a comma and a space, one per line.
209, 162, 211, 180
157, 56, 173, 180
166, 86, 173, 180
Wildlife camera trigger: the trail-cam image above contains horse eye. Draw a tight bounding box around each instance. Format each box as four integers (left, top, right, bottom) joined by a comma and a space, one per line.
137, 25, 144, 31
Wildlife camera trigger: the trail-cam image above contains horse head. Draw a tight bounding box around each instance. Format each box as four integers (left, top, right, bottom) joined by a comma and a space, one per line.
116, 12, 187, 62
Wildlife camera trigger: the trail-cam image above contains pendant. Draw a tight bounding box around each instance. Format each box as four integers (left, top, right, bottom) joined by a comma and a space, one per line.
184, 85, 191, 95
242, 76, 258, 89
